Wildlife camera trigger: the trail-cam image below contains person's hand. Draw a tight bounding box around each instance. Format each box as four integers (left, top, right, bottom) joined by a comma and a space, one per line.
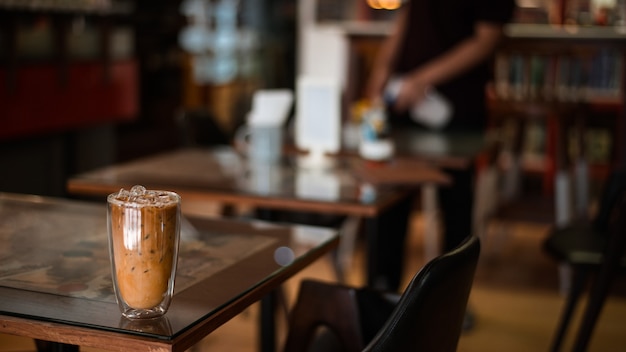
393, 75, 429, 112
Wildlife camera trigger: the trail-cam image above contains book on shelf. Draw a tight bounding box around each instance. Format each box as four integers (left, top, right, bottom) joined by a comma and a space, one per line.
494, 52, 510, 99
511, 0, 626, 26
493, 48, 623, 103
516, 122, 613, 169
512, 7, 549, 24
585, 128, 613, 164
567, 126, 614, 164
587, 48, 624, 100
521, 119, 547, 167
509, 53, 527, 101
528, 54, 546, 100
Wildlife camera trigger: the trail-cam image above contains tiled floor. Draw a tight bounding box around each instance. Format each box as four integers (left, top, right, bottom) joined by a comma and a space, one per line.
2, 211, 626, 351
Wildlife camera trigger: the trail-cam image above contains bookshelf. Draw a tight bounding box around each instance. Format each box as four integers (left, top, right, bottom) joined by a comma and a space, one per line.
489, 22, 626, 194
494, 28, 623, 104
487, 0, 626, 229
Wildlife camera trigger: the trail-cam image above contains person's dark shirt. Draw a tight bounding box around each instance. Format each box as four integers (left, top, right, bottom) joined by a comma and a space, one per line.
392, 0, 515, 131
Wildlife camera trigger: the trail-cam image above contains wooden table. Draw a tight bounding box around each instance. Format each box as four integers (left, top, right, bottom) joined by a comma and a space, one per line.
0, 192, 339, 352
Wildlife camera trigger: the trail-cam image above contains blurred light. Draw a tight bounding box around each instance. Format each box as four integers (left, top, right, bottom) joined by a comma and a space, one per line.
274, 246, 295, 266
366, 0, 401, 10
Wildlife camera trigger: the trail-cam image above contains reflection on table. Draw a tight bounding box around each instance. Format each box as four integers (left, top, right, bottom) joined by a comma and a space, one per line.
68, 146, 448, 216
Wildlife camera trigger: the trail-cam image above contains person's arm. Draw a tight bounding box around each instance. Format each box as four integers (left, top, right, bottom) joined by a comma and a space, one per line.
393, 21, 505, 112
365, 6, 409, 103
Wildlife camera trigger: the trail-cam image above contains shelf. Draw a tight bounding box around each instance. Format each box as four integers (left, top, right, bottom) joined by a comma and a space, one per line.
489, 98, 623, 113
488, 99, 585, 117
0, 0, 134, 14
337, 21, 394, 37
505, 23, 626, 41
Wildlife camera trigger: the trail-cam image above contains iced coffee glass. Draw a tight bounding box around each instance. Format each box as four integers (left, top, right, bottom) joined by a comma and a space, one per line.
107, 185, 181, 319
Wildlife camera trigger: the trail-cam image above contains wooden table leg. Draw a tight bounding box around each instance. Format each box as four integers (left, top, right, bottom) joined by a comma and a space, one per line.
364, 193, 413, 291
422, 184, 440, 262
34, 340, 79, 352
259, 291, 277, 352
335, 216, 361, 283
255, 209, 280, 352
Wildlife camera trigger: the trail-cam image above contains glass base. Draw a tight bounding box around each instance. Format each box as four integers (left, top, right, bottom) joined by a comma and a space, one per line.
121, 306, 167, 320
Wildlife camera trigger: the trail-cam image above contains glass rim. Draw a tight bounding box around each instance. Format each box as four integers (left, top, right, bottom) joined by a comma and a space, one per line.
107, 189, 181, 208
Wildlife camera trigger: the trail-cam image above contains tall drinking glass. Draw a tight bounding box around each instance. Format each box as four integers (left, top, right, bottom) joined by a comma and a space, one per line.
107, 186, 181, 319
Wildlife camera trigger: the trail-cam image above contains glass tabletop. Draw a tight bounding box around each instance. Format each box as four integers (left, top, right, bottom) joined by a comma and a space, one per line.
0, 192, 338, 341
67, 146, 431, 216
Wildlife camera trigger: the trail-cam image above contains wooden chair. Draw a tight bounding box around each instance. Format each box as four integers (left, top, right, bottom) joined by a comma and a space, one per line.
543, 168, 626, 351
283, 235, 480, 352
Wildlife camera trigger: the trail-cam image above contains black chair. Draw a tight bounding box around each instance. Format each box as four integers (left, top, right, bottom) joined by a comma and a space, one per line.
283, 235, 480, 352
544, 168, 626, 352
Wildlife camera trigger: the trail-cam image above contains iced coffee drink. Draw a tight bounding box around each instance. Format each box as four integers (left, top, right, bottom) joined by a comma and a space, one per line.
107, 186, 181, 319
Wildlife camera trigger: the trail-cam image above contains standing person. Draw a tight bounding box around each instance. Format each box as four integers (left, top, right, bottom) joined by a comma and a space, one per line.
365, 0, 515, 292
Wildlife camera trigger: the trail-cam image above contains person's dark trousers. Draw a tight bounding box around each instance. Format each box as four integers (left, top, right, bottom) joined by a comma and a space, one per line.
371, 164, 475, 292
440, 164, 475, 252
369, 193, 414, 291
372, 112, 479, 291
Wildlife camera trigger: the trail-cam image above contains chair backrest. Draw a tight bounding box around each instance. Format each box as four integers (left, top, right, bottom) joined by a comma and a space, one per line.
593, 168, 626, 233
363, 235, 480, 352
283, 236, 480, 352
571, 174, 626, 351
